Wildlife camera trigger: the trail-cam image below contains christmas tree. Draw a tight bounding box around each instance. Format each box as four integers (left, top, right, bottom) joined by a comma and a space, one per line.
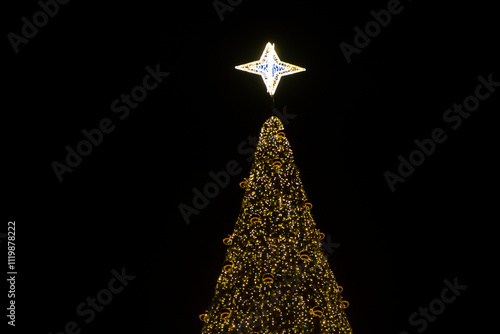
199, 116, 353, 334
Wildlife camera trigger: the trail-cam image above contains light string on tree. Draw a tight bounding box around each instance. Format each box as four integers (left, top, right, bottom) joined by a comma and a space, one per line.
200, 117, 352, 333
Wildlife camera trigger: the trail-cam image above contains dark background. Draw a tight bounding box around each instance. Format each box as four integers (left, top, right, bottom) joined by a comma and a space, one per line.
4, 0, 497, 333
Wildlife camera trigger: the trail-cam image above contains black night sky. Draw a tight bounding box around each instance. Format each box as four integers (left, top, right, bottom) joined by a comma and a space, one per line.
5, 1, 498, 333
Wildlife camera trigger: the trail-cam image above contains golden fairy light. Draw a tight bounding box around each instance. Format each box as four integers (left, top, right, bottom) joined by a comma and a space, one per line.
200, 117, 353, 334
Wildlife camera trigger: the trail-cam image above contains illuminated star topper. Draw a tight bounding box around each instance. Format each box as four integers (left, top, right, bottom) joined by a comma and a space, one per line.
235, 42, 305, 97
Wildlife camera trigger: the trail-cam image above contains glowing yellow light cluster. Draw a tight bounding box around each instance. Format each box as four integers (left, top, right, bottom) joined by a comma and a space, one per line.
201, 116, 352, 334
235, 42, 306, 97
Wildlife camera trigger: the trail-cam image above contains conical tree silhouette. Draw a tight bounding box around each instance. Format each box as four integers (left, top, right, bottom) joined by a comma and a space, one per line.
200, 116, 352, 334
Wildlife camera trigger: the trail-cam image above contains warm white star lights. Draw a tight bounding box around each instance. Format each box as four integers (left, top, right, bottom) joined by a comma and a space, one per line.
235, 42, 305, 97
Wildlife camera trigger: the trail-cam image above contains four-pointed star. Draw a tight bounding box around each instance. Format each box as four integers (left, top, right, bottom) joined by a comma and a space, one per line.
235, 42, 305, 96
